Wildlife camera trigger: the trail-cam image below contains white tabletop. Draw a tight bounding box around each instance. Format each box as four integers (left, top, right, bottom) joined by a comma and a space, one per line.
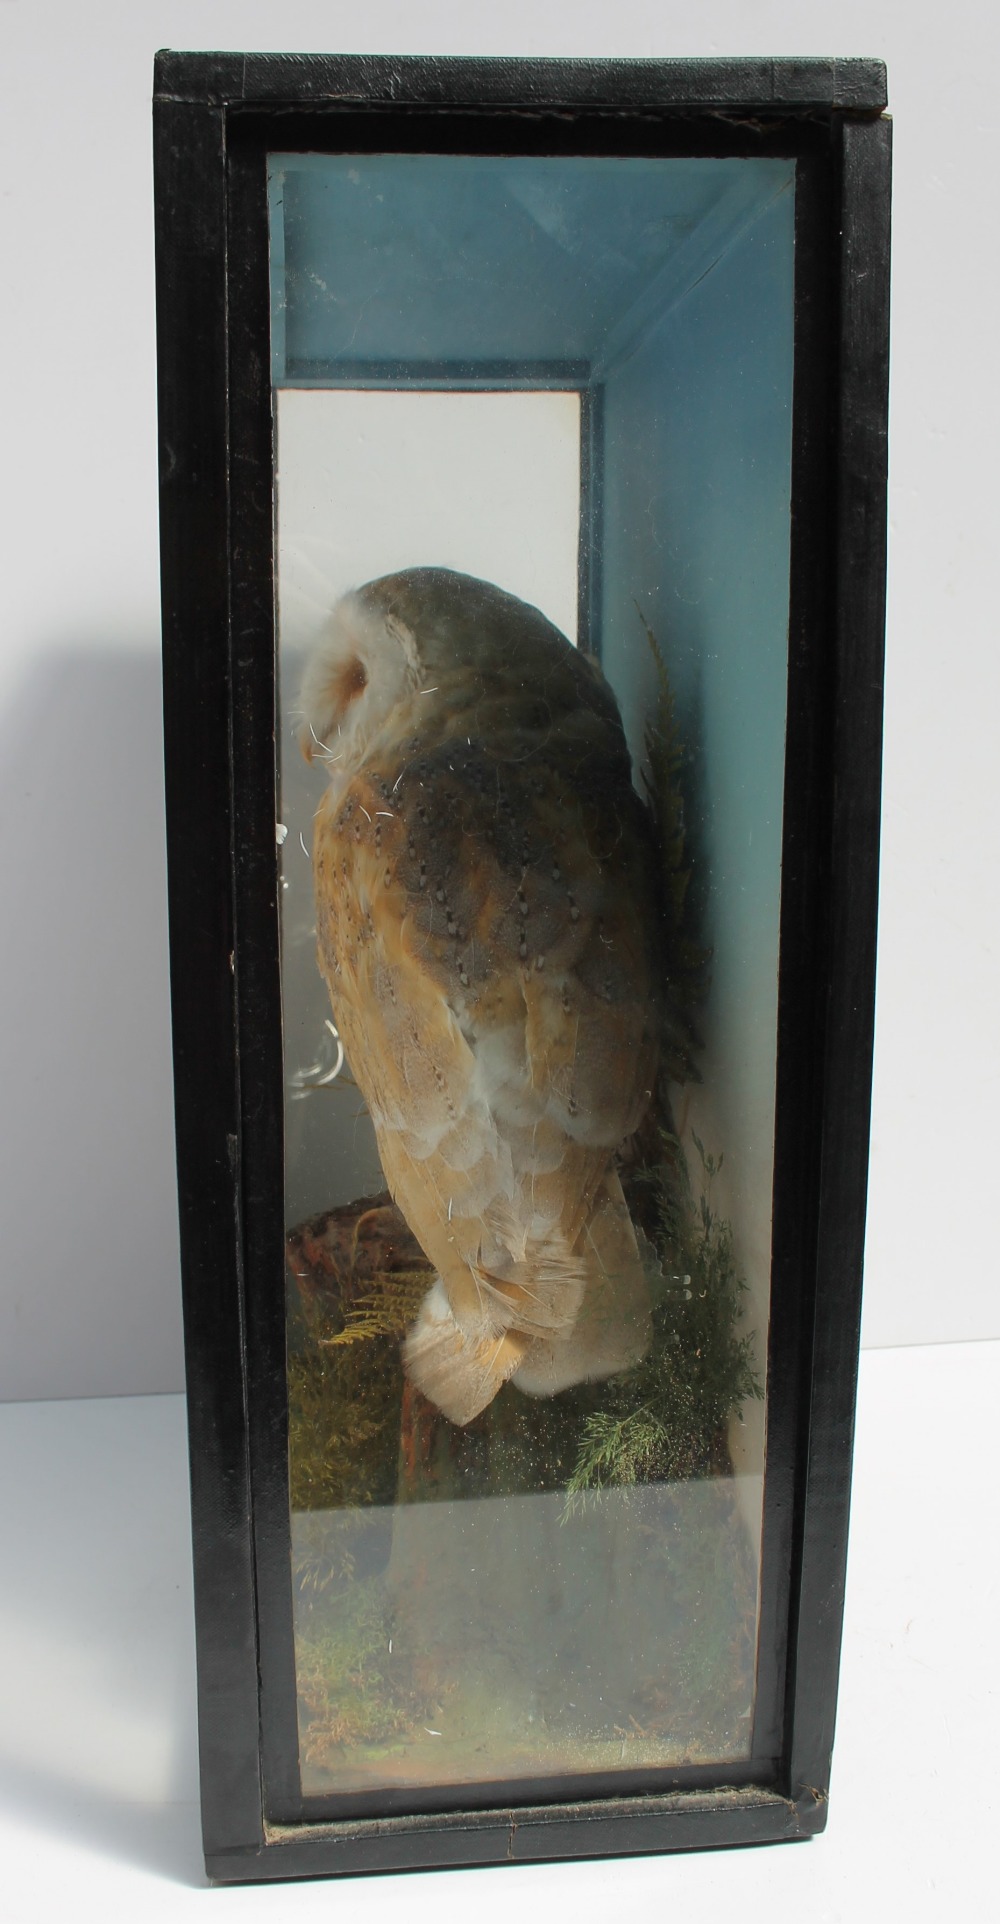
2, 1340, 995, 1921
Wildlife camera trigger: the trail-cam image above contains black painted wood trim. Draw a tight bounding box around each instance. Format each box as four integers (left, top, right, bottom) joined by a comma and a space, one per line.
786, 113, 891, 1812
154, 51, 887, 115
224, 124, 306, 1829
207, 1785, 811, 1882
153, 97, 265, 1858
155, 61, 891, 1879
752, 140, 840, 1773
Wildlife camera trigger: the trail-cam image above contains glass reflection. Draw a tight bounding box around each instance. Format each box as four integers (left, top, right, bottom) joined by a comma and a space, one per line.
272, 150, 794, 1799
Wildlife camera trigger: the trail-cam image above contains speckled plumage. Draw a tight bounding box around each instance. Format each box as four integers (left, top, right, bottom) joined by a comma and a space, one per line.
301, 568, 661, 1425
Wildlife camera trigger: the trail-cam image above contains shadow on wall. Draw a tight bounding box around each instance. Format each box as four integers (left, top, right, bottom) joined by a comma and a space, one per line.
0, 1395, 203, 1882
0, 647, 183, 1401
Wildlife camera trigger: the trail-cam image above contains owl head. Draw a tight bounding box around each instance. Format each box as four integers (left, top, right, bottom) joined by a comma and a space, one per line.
300, 568, 628, 793
298, 583, 422, 787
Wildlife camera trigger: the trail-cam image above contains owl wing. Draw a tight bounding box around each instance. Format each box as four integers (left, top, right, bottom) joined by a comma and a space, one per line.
313, 760, 514, 1331
313, 725, 659, 1420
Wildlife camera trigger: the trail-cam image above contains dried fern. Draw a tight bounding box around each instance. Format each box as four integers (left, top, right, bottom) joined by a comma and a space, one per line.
324, 1269, 430, 1346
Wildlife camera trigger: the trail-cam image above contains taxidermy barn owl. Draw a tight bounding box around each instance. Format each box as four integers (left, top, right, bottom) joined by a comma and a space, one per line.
300, 568, 661, 1426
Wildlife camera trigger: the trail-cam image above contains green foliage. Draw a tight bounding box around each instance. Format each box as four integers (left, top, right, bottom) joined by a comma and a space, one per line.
564, 1132, 762, 1514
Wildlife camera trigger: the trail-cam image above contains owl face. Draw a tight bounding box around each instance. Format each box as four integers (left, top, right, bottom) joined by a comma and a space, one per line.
298, 586, 422, 799
300, 568, 628, 802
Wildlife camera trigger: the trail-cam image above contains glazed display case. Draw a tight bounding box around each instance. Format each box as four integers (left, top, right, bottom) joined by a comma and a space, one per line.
154, 51, 890, 1882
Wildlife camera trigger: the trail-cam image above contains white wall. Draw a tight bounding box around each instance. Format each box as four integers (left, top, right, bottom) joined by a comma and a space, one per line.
2, 0, 997, 1398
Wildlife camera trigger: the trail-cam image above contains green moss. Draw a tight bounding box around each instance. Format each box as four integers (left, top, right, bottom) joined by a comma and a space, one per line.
287, 1287, 408, 1512
295, 1576, 436, 1760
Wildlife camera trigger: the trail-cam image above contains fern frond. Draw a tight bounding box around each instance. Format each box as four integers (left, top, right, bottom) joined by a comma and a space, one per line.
324, 1269, 430, 1346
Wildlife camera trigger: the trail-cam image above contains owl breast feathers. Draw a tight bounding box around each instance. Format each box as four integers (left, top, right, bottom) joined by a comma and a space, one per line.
301, 567, 662, 1426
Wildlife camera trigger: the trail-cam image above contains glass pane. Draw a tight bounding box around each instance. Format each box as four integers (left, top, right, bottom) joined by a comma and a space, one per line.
271, 150, 795, 1802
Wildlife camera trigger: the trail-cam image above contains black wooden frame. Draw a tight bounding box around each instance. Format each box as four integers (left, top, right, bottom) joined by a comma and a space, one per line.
153, 52, 890, 1884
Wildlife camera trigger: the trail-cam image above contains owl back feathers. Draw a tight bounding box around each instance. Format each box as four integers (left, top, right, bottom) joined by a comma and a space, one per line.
307, 569, 662, 1424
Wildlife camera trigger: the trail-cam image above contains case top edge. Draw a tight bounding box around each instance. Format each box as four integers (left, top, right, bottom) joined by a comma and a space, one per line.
153, 52, 888, 115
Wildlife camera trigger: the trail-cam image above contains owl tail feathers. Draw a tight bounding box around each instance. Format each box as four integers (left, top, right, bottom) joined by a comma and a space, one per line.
402, 1278, 529, 1427
510, 1171, 652, 1401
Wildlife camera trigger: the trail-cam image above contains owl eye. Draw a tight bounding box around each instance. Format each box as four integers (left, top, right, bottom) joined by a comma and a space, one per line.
334, 655, 369, 710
